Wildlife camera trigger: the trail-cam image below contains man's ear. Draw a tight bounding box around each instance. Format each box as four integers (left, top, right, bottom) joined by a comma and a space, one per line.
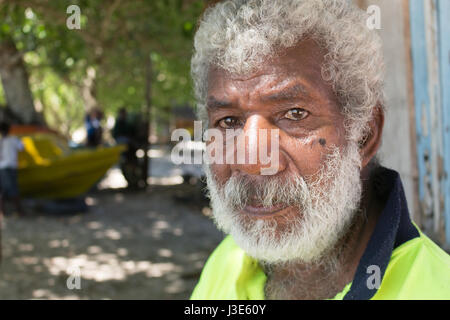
359, 105, 384, 168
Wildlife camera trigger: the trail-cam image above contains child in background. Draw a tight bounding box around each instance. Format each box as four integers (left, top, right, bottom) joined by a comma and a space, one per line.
0, 122, 24, 216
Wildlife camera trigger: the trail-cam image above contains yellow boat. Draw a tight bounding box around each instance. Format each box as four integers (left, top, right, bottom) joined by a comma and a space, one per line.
16, 132, 126, 199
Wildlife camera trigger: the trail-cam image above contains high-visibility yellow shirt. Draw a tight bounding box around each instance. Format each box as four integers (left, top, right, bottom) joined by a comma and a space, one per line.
191, 168, 450, 300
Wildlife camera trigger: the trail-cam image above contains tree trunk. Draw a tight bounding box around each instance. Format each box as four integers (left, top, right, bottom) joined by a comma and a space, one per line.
81, 66, 99, 113
0, 38, 42, 124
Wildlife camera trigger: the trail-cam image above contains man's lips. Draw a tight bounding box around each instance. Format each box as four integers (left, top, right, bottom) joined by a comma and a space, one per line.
242, 203, 289, 217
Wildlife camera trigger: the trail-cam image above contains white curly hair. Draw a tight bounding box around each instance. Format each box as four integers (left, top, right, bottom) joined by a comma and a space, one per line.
191, 0, 385, 142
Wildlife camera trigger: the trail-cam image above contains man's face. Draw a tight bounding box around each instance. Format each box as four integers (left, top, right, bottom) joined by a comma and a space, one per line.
204, 39, 363, 263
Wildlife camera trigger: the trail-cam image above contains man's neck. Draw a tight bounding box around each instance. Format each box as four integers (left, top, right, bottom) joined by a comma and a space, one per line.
262, 170, 384, 300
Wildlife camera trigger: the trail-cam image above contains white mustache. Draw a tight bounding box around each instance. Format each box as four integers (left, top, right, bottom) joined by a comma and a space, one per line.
222, 174, 310, 210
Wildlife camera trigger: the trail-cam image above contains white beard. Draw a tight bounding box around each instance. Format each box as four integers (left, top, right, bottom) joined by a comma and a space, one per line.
204, 141, 363, 264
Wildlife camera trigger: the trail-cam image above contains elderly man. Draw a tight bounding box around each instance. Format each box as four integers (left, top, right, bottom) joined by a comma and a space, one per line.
190, 0, 450, 300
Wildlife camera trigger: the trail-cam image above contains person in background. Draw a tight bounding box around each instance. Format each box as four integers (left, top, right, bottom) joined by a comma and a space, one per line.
113, 107, 142, 188
113, 107, 133, 145
0, 122, 25, 216
85, 108, 104, 147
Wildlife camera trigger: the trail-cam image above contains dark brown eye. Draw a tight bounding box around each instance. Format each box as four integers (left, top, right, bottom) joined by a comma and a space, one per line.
284, 108, 309, 121
218, 117, 240, 129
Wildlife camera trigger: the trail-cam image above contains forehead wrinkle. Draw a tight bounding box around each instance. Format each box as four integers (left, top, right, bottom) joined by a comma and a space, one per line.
206, 96, 233, 110
261, 82, 312, 102
208, 66, 323, 111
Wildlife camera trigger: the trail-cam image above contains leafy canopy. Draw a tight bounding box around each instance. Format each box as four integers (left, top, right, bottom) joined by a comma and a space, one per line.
0, 0, 206, 135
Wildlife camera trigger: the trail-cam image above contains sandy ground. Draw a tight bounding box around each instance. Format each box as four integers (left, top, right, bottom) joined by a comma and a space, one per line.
0, 180, 224, 300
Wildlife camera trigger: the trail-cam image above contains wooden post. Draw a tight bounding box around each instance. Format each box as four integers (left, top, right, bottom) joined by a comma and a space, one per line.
402, 0, 422, 228
436, 0, 450, 246
0, 199, 3, 264
142, 54, 152, 187
0, 211, 2, 264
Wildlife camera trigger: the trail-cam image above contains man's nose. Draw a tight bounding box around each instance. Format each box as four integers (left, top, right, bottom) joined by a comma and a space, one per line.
229, 115, 286, 176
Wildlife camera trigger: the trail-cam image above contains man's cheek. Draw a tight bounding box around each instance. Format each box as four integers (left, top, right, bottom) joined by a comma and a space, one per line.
209, 163, 231, 185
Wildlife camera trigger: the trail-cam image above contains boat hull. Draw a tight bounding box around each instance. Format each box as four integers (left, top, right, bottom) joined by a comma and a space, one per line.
18, 146, 125, 199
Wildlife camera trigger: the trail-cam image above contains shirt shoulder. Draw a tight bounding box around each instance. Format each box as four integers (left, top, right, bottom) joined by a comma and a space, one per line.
3, 136, 21, 146
191, 236, 266, 300
373, 232, 450, 300
16, 137, 24, 150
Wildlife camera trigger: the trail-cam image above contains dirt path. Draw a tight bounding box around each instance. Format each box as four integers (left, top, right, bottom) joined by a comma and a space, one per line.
0, 184, 223, 299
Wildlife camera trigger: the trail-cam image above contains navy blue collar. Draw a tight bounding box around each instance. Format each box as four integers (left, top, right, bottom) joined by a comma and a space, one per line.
343, 167, 420, 300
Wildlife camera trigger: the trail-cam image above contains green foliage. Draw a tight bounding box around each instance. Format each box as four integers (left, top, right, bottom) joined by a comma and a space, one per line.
26, 51, 85, 135
0, 0, 207, 135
